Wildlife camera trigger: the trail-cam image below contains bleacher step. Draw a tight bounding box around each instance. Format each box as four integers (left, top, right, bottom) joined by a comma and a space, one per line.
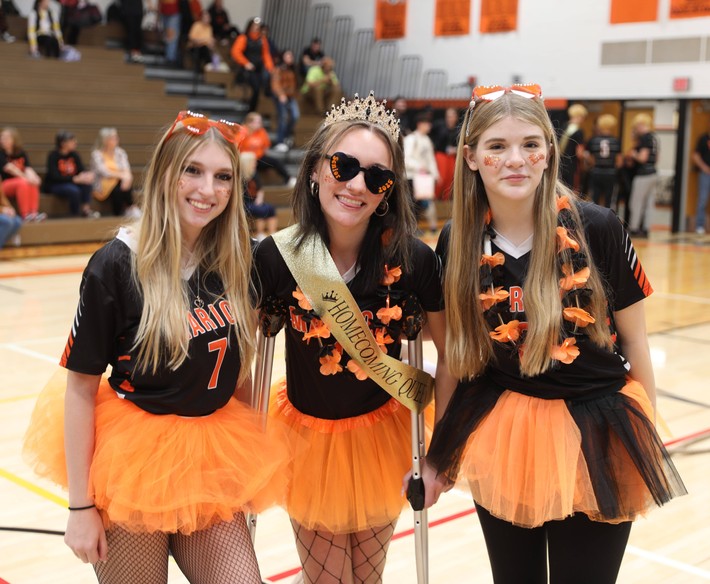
16, 217, 124, 246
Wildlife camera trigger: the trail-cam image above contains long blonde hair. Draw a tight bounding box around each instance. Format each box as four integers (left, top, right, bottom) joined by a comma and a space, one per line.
131, 124, 255, 382
445, 94, 612, 379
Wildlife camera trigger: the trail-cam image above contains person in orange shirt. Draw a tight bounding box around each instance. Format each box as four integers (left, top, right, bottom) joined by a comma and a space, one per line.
240, 112, 294, 186
231, 17, 273, 113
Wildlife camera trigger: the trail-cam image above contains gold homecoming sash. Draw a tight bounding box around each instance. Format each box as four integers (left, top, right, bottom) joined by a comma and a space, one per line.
273, 225, 434, 413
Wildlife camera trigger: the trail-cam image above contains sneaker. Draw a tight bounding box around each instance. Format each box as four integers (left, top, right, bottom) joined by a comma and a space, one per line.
696, 227, 706, 235
24, 212, 37, 222
34, 212, 48, 222
273, 143, 289, 153
82, 209, 101, 219
2, 31, 16, 43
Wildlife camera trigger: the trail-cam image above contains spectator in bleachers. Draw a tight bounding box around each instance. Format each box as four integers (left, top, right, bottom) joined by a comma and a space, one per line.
299, 36, 323, 78
240, 112, 295, 186
432, 107, 460, 201
231, 17, 273, 113
207, 0, 237, 45
187, 10, 221, 71
0, 183, 22, 249
91, 128, 141, 218
45, 130, 100, 218
27, 0, 64, 58
271, 49, 299, 151
1, 4, 16, 42
59, 0, 101, 47
261, 23, 278, 64
120, 0, 144, 63
0, 127, 45, 222
240, 152, 277, 241
159, 0, 181, 66
301, 56, 342, 114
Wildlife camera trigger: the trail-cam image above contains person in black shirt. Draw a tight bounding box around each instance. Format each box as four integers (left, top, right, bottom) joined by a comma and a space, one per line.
422, 84, 685, 584
24, 111, 288, 584
44, 130, 98, 217
691, 124, 710, 234
559, 103, 587, 191
626, 113, 658, 237
584, 113, 622, 208
254, 93, 455, 584
299, 36, 323, 78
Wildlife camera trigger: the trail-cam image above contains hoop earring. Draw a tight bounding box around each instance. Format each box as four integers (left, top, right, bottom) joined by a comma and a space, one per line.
309, 180, 319, 198
374, 199, 389, 217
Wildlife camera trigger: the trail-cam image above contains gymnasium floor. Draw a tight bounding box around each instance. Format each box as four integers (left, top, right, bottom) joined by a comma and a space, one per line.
1, 225, 709, 583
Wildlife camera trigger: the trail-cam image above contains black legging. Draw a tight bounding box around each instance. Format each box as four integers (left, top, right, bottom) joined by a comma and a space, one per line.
475, 503, 632, 584
107, 182, 135, 216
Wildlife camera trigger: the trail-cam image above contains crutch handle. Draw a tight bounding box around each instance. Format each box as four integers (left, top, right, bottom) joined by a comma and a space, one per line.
407, 476, 426, 511
259, 296, 287, 337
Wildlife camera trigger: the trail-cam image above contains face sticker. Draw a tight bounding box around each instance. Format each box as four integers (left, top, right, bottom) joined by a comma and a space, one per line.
484, 155, 500, 168
529, 153, 546, 165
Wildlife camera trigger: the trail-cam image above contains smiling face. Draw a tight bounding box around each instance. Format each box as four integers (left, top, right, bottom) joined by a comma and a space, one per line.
313, 127, 392, 239
176, 140, 233, 249
464, 116, 549, 210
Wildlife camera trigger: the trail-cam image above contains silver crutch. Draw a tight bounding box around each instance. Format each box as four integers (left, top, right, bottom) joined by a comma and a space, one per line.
247, 297, 287, 543
403, 306, 429, 584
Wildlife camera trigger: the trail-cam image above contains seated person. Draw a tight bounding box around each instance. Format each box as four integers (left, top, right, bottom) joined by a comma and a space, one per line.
0, 127, 45, 222
44, 130, 99, 218
91, 127, 140, 218
240, 152, 277, 241
28, 0, 64, 58
0, 183, 23, 249
240, 112, 294, 186
300, 56, 342, 113
207, 0, 238, 44
299, 37, 323, 78
188, 10, 222, 71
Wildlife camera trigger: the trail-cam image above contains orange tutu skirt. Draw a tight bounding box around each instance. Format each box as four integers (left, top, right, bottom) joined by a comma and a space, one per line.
23, 369, 290, 535
271, 379, 413, 534
459, 380, 686, 528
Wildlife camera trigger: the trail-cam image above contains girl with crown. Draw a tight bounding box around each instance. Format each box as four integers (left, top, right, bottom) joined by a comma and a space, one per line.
23, 111, 289, 583
253, 93, 456, 583
419, 85, 686, 583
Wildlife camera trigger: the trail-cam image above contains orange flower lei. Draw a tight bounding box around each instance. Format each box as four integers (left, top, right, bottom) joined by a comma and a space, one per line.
482, 195, 595, 366
291, 262, 407, 380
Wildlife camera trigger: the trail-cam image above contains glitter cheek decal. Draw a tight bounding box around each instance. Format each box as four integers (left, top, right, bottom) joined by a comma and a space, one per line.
529, 153, 546, 165
484, 155, 500, 168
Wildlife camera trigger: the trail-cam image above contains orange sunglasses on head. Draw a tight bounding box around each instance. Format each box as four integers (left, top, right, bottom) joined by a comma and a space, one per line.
166, 110, 247, 145
470, 83, 543, 107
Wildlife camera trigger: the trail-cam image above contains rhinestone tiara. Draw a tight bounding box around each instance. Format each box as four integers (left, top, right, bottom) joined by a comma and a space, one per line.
323, 91, 400, 141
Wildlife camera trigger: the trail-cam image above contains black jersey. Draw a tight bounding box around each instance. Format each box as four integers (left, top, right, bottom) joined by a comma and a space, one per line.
437, 203, 652, 399
586, 135, 621, 173
60, 236, 244, 416
253, 236, 443, 419
635, 132, 658, 176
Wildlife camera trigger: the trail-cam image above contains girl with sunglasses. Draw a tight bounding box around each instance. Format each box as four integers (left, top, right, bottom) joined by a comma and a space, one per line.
420, 85, 685, 583
253, 93, 455, 583
24, 111, 288, 584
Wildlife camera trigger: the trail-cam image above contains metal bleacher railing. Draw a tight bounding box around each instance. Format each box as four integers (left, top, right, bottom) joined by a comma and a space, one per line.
262, 0, 471, 100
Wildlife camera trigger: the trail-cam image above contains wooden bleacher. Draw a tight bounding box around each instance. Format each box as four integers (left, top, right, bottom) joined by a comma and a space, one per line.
0, 19, 187, 252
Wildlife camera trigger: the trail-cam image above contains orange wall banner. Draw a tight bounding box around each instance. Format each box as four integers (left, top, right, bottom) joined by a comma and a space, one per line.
480, 0, 518, 33
670, 0, 710, 19
434, 0, 471, 36
375, 0, 408, 40
610, 0, 658, 23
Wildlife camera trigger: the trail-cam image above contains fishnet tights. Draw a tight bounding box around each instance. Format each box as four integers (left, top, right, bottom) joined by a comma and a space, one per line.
94, 513, 261, 584
291, 519, 397, 584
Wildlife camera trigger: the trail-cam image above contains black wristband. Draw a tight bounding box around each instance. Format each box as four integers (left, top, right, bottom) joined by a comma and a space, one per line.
68, 504, 96, 511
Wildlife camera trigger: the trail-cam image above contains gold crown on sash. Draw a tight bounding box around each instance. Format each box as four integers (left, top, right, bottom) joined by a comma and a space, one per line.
324, 91, 401, 141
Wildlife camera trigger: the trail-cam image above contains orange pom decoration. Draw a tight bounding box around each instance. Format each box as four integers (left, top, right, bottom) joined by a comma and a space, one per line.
556, 226, 580, 252
481, 252, 505, 268
381, 264, 403, 286
550, 337, 580, 364
292, 287, 313, 311
563, 307, 596, 328
319, 348, 343, 375
490, 320, 521, 342
559, 265, 590, 291
480, 286, 510, 310
346, 359, 369, 381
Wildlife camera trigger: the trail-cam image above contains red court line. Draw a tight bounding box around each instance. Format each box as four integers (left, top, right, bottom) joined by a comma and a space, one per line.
265, 425, 710, 582
0, 267, 85, 280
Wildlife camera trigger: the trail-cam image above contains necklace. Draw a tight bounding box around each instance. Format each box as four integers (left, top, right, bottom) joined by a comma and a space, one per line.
193, 265, 204, 309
